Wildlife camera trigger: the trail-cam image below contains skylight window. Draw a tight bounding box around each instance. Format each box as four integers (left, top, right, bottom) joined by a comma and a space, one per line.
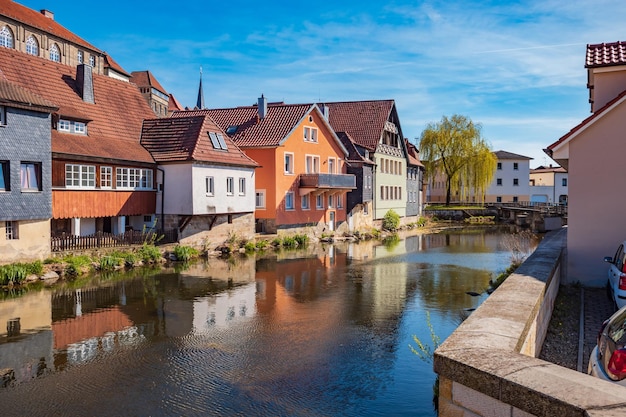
226, 125, 238, 135
208, 132, 228, 150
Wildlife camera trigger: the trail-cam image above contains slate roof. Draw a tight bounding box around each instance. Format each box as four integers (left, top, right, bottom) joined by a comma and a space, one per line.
337, 132, 374, 165
494, 150, 532, 160
177, 104, 315, 148
141, 114, 258, 168
130, 70, 167, 95
586, 41, 626, 68
0, 75, 58, 113
0, 46, 156, 164
0, 0, 100, 52
321, 100, 395, 151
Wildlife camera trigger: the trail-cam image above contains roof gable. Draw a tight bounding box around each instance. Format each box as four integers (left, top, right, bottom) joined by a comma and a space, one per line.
586, 41, 626, 68
141, 114, 258, 168
494, 150, 532, 160
130, 70, 167, 95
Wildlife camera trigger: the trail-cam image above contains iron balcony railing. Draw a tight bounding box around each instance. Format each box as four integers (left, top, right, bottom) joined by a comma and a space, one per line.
299, 173, 357, 189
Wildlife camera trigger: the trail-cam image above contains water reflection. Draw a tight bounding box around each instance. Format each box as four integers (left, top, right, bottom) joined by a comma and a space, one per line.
0, 228, 533, 416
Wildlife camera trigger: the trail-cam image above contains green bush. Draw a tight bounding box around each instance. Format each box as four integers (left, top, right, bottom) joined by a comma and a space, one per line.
137, 244, 162, 263
0, 264, 28, 285
25, 260, 43, 276
99, 256, 122, 271
382, 210, 400, 231
416, 216, 427, 227
294, 234, 309, 246
244, 241, 256, 252
173, 245, 199, 262
271, 237, 282, 247
281, 236, 297, 248
255, 240, 269, 250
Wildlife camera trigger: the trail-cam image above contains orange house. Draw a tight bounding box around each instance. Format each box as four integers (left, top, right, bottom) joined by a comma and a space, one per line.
201, 96, 356, 234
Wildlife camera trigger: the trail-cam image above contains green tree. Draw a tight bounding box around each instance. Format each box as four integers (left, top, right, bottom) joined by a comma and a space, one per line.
419, 115, 497, 206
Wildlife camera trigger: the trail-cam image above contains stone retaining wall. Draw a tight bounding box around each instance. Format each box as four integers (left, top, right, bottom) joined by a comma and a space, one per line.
434, 227, 626, 416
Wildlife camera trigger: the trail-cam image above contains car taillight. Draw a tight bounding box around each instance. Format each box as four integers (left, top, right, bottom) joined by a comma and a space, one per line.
620, 273, 626, 290
608, 349, 626, 380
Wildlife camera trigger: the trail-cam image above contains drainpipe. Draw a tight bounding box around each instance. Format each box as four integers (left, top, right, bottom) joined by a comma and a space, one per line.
157, 168, 165, 231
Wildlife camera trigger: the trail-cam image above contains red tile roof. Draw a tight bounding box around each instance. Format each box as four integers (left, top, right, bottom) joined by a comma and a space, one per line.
176, 104, 315, 148
321, 100, 395, 150
0, 0, 100, 52
586, 41, 626, 68
104, 53, 130, 77
168, 94, 183, 112
141, 114, 258, 167
405, 139, 424, 167
130, 70, 167, 95
0, 76, 58, 113
0, 46, 156, 164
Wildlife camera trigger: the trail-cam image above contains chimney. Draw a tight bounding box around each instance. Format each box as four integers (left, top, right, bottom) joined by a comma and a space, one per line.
40, 9, 54, 20
258, 94, 267, 119
320, 103, 329, 120
76, 64, 95, 104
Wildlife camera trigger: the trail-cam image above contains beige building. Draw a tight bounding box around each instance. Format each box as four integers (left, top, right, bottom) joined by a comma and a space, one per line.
546, 41, 626, 286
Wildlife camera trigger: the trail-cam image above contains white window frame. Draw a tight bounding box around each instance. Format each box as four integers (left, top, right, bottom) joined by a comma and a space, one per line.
100, 166, 112, 189
49, 43, 60, 62
74, 121, 86, 134
116, 167, 153, 190
77, 50, 83, 64
305, 155, 320, 174
304, 126, 318, 143
284, 152, 294, 174
66, 164, 95, 188
256, 190, 266, 209
0, 26, 13, 49
328, 195, 333, 208
20, 162, 40, 191
206, 176, 214, 196
328, 157, 336, 174
89, 55, 95, 67
285, 191, 295, 210
239, 177, 246, 195
25, 35, 38, 56
226, 177, 234, 196
5, 220, 18, 240
301, 194, 310, 210
316, 194, 324, 209
58, 119, 70, 132
337, 194, 343, 208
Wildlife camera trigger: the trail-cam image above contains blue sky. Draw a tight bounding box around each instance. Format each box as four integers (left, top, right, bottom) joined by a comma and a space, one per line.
18, 0, 626, 167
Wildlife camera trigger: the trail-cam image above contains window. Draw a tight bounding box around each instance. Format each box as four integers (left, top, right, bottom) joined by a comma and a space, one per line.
328, 158, 336, 174
66, 164, 95, 188
316, 194, 324, 209
74, 122, 86, 134
25, 35, 38, 56
100, 166, 112, 188
284, 153, 294, 174
301, 194, 310, 210
0, 26, 13, 48
496, 196, 502, 203
49, 43, 60, 62
328, 195, 333, 208
337, 195, 343, 208
513, 178, 519, 186
58, 119, 71, 132
206, 176, 214, 196
255, 190, 266, 208
285, 191, 294, 210
89, 55, 95, 67
226, 177, 234, 195
381, 186, 385, 200
77, 50, 83, 64
513, 196, 519, 203
304, 127, 318, 142
562, 178, 568, 187
20, 162, 41, 191
497, 162, 502, 170
5, 221, 18, 240
496, 178, 502, 186
0, 161, 9, 191
144, 215, 152, 223
239, 177, 246, 195
305, 155, 319, 173
363, 202, 368, 215
115, 168, 152, 189
208, 132, 228, 150
513, 162, 519, 170
0, 106, 5, 126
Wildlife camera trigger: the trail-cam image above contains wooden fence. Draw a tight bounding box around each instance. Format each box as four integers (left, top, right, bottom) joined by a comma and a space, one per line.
51, 229, 178, 252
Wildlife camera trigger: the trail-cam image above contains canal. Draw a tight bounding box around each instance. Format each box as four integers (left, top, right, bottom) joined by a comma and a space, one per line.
0, 228, 535, 416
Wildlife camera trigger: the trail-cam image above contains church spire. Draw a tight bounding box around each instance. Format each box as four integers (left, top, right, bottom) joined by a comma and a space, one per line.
196, 66, 205, 110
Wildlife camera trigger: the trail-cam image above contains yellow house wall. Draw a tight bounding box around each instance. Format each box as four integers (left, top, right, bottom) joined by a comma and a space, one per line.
0, 219, 51, 264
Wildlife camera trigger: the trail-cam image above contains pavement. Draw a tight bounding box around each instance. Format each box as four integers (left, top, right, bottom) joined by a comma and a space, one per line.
580, 287, 616, 372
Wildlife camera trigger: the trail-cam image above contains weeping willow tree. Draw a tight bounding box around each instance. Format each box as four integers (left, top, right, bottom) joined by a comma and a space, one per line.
419, 115, 497, 206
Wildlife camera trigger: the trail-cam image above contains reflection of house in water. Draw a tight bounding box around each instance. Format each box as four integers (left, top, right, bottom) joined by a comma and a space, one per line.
192, 283, 256, 330
0, 291, 53, 384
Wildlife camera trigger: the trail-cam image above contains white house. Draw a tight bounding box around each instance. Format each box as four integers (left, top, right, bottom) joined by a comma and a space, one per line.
141, 114, 259, 246
529, 165, 568, 205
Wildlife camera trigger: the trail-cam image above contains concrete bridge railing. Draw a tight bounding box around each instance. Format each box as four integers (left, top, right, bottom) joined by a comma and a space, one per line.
433, 227, 626, 416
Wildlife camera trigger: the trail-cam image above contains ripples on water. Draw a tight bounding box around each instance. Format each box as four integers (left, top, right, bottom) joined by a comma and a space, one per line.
0, 229, 536, 416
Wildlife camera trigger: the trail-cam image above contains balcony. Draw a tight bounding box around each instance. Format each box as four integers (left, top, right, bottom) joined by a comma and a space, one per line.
299, 173, 356, 196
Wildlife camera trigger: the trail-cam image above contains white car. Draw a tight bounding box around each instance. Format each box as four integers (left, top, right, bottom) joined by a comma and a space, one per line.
588, 305, 626, 384
604, 241, 626, 309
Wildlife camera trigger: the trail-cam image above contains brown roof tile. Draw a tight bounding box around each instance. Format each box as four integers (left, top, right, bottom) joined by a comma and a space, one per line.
586, 41, 626, 68
0, 46, 156, 164
176, 104, 315, 148
130, 70, 167, 95
141, 114, 258, 167
0, 76, 58, 113
168, 94, 183, 112
104, 54, 130, 77
405, 139, 424, 167
0, 0, 100, 52
321, 100, 395, 150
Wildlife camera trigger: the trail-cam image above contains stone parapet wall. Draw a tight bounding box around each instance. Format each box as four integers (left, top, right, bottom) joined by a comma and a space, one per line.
434, 227, 626, 416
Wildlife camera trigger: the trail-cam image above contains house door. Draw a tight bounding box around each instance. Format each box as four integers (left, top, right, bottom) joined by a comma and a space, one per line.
329, 211, 335, 231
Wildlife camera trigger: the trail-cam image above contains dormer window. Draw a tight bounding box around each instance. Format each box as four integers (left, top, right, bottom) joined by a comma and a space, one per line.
58, 118, 87, 135
0, 26, 13, 49
49, 43, 60, 62
208, 132, 228, 150
25, 35, 38, 56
